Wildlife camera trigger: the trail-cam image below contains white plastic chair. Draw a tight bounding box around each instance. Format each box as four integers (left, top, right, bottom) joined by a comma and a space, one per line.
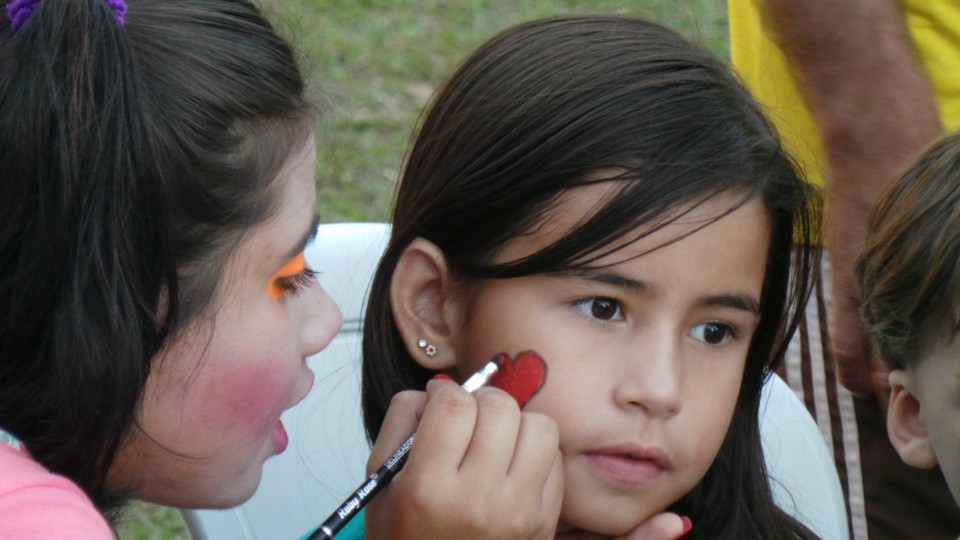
183, 222, 848, 540
761, 373, 849, 539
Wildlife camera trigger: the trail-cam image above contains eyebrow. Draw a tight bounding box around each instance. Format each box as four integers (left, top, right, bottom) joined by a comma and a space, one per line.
559, 268, 650, 293
557, 267, 761, 315
696, 294, 761, 316
284, 213, 321, 260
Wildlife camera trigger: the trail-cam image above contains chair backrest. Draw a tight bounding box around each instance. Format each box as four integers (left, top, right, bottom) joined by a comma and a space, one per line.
761, 372, 849, 539
183, 222, 848, 540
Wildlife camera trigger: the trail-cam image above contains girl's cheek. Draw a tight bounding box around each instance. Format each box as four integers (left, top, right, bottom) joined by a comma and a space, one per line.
196, 355, 296, 434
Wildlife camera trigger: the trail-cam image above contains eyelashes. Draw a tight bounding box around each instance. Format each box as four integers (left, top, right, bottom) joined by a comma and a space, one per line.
573, 297, 625, 324
267, 251, 319, 299
275, 266, 319, 296
688, 321, 738, 346
572, 297, 743, 345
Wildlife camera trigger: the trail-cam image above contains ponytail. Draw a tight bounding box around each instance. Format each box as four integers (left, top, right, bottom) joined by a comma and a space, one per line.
1, 0, 170, 513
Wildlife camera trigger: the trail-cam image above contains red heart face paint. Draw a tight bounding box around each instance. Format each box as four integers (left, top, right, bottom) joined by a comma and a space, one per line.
490, 351, 547, 408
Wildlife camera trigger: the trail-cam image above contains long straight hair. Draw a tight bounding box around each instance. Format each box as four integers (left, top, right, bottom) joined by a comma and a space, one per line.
362, 15, 820, 539
0, 0, 311, 515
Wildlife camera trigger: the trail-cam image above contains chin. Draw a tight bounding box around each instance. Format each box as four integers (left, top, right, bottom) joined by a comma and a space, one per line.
207, 478, 262, 509
561, 513, 646, 537
154, 473, 262, 510
562, 499, 665, 537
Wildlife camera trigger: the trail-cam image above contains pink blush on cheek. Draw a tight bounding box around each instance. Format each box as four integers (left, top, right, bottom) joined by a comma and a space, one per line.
200, 362, 296, 442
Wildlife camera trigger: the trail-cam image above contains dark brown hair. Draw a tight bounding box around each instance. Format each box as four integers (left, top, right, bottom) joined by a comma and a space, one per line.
362, 15, 820, 539
857, 132, 960, 370
0, 0, 311, 515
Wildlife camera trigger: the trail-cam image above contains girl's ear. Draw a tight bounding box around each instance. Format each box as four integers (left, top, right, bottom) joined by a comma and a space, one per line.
886, 369, 938, 469
389, 238, 465, 371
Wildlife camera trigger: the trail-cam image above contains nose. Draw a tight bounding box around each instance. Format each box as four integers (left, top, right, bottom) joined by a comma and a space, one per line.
299, 282, 343, 357
613, 336, 683, 417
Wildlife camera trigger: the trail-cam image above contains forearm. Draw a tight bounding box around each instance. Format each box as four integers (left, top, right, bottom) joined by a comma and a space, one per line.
761, 0, 941, 206
758, 0, 942, 396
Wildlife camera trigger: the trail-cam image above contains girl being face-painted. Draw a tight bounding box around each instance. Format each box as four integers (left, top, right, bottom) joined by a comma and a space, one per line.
363, 15, 819, 539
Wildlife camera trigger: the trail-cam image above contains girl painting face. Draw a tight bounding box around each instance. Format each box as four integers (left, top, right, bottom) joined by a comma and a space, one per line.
109, 136, 343, 508
410, 186, 771, 535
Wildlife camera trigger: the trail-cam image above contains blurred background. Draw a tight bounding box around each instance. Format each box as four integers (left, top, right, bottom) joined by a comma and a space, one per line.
116, 0, 727, 537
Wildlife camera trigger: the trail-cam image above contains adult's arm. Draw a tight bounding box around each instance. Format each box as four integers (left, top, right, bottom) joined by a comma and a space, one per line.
759, 0, 942, 404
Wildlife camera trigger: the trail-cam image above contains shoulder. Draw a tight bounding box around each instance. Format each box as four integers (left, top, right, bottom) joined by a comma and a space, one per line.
0, 444, 113, 539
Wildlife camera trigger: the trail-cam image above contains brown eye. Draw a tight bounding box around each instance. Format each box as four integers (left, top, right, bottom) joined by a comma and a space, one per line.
690, 322, 734, 345
592, 298, 619, 320
575, 297, 624, 322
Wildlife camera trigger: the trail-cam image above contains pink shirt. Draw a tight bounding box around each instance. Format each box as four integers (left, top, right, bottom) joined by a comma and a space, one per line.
0, 432, 113, 539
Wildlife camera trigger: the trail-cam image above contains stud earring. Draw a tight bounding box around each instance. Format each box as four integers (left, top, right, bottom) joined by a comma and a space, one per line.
417, 339, 438, 357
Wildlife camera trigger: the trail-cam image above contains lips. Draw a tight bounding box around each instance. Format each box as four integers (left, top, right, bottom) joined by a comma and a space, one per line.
271, 419, 289, 454
584, 445, 669, 485
271, 366, 313, 455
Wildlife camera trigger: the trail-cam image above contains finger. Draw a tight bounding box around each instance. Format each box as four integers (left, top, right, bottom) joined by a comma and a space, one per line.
538, 443, 564, 531
457, 387, 522, 478
368, 390, 428, 471
402, 379, 479, 475
620, 513, 691, 540
466, 411, 559, 539
506, 411, 560, 490
509, 411, 563, 533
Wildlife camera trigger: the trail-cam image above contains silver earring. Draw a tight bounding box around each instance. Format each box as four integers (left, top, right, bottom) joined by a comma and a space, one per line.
417, 339, 438, 357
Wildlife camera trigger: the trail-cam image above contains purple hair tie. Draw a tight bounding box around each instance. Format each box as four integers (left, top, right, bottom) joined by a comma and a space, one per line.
6, 0, 38, 31
104, 0, 125, 25
6, 0, 126, 32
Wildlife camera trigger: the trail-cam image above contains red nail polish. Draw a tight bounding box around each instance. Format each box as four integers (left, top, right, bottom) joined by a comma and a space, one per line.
677, 516, 693, 538
432, 373, 453, 381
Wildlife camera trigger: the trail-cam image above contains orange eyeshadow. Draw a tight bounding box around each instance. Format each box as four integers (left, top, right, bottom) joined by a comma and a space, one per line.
267, 252, 306, 298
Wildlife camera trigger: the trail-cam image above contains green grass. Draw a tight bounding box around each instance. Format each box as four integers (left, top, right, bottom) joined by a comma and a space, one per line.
117, 1, 727, 537
116, 501, 190, 539
274, 0, 728, 223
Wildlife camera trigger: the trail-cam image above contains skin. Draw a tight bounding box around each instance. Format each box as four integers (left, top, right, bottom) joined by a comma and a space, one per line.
758, 0, 942, 405
887, 325, 960, 507
108, 135, 344, 508
396, 184, 770, 536
98, 136, 682, 539
366, 383, 690, 540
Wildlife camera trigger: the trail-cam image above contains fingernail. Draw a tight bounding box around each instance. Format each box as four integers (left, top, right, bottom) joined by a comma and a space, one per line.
432, 373, 454, 381
677, 516, 693, 538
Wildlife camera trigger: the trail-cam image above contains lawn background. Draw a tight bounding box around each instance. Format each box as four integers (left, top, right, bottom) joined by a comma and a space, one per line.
116, 1, 728, 537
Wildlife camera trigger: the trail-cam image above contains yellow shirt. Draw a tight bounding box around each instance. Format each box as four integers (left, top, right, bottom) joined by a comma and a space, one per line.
728, 0, 960, 188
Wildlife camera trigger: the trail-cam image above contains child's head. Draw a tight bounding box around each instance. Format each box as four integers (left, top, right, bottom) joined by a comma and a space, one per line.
1, 0, 340, 512
857, 132, 960, 507
363, 15, 818, 537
